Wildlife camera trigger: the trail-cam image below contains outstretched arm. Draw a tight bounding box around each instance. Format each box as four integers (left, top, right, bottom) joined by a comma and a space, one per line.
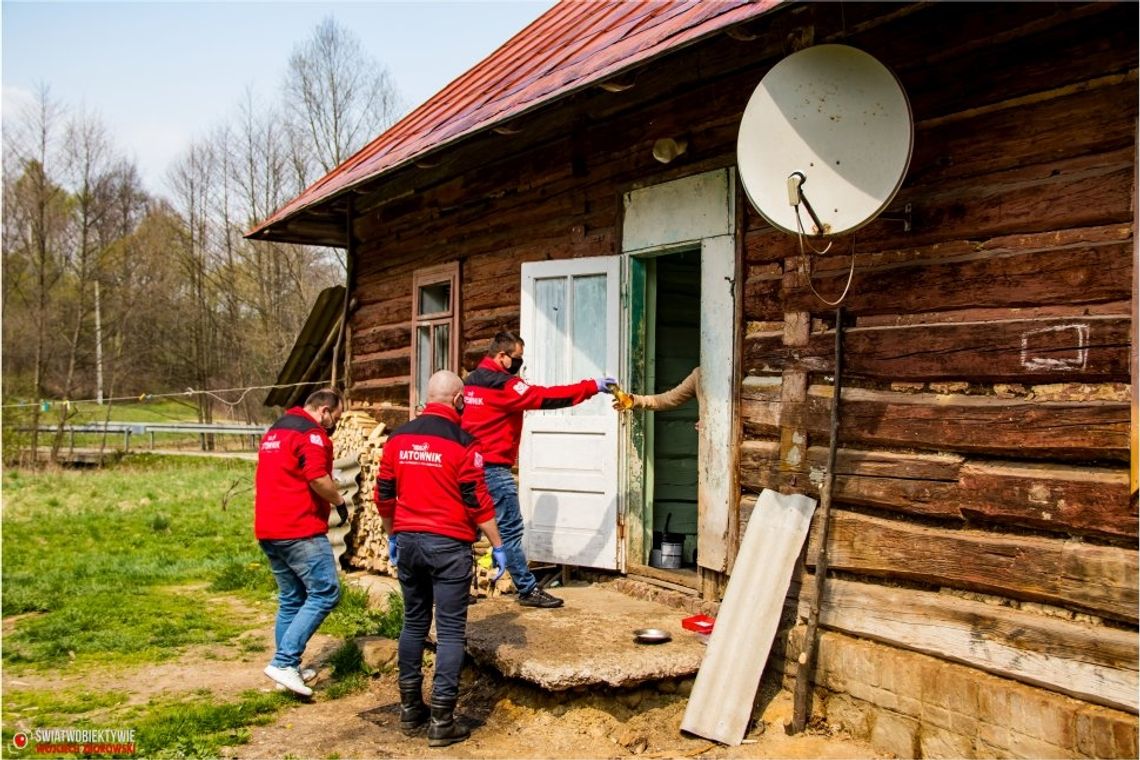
497, 376, 600, 413
630, 367, 700, 411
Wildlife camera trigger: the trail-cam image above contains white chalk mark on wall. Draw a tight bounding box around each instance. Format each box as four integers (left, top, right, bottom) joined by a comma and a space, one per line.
1020, 324, 1089, 371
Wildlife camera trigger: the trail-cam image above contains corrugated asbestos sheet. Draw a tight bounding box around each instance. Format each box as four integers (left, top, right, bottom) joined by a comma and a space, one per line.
249, 0, 780, 238
265, 285, 345, 408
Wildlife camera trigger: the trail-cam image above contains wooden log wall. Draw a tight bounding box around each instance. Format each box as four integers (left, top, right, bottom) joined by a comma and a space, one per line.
737, 0, 1138, 722
337, 0, 1136, 723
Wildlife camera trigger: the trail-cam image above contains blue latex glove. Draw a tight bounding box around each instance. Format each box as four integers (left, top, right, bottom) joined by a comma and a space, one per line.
388, 535, 398, 567
490, 546, 508, 583
594, 376, 618, 394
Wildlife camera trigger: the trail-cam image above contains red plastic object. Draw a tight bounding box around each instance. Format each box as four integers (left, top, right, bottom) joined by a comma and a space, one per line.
682, 614, 715, 634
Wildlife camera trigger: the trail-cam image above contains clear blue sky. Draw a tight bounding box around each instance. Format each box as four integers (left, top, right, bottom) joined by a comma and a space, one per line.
2, 0, 555, 194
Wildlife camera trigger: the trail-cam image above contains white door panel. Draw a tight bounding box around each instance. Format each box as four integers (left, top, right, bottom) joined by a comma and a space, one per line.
519, 256, 621, 570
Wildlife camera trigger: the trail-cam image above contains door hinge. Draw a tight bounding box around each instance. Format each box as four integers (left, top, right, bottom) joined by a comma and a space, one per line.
617, 518, 625, 541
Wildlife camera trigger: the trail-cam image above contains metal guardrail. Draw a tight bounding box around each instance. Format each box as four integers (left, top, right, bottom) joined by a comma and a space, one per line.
23, 421, 269, 451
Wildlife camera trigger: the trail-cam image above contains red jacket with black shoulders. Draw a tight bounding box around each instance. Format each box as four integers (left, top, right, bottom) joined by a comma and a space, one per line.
254, 407, 334, 540
460, 356, 598, 466
375, 403, 496, 542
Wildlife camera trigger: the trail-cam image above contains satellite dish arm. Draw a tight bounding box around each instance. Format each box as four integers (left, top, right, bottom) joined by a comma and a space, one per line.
787, 172, 826, 237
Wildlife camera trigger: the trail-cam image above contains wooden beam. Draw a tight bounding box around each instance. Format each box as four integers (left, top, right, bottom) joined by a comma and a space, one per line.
798, 577, 1138, 714
741, 442, 1133, 539
743, 315, 1132, 383
742, 384, 1129, 462
807, 509, 1139, 623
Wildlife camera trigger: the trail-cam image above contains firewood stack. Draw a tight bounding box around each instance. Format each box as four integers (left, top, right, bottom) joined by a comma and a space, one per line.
331, 411, 393, 577
330, 409, 516, 596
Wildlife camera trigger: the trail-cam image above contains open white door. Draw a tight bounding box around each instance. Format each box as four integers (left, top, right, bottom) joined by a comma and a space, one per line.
518, 256, 621, 570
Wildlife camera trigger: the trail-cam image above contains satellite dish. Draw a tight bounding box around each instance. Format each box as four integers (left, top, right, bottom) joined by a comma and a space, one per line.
738, 45, 913, 238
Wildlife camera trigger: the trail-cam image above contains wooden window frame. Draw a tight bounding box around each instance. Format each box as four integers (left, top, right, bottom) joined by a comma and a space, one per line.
409, 262, 460, 417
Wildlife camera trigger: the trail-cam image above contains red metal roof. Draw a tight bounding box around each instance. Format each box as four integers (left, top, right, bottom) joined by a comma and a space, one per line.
250, 0, 782, 239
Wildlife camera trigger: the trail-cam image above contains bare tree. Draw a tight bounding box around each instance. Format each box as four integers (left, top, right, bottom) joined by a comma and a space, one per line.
167, 140, 220, 441
2, 85, 69, 465
283, 16, 403, 183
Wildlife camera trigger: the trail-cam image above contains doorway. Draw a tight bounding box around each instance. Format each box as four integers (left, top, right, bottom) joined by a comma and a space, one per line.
645, 250, 701, 576
620, 168, 738, 592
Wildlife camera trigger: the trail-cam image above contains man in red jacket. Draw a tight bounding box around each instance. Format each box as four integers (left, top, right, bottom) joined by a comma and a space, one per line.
376, 370, 506, 747
255, 388, 349, 698
462, 331, 614, 608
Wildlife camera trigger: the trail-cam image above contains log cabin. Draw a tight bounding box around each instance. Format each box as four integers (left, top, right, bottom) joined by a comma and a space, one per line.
250, 2, 1138, 756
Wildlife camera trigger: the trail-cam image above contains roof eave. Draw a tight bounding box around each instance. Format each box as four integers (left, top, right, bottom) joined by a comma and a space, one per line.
246, 1, 787, 246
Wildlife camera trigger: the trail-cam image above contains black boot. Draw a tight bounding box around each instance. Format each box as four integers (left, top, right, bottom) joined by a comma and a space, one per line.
427, 698, 470, 748
398, 680, 429, 735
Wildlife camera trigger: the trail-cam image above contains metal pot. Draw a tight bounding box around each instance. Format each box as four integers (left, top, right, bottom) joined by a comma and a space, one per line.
659, 513, 684, 569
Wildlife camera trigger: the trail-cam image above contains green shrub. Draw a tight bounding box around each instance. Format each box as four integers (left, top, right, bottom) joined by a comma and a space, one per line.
323, 588, 403, 639
327, 639, 369, 678
209, 558, 275, 593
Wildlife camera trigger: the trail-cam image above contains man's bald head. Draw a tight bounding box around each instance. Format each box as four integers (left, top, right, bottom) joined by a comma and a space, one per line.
426, 370, 464, 407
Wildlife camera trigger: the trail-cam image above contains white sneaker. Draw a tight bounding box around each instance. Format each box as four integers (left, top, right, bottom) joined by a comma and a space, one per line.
274, 668, 316, 691
264, 664, 313, 697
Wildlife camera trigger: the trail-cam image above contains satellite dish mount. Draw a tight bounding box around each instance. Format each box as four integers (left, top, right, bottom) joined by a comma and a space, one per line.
737, 44, 914, 304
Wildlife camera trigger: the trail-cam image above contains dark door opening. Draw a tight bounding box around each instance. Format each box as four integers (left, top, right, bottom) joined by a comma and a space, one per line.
647, 249, 700, 573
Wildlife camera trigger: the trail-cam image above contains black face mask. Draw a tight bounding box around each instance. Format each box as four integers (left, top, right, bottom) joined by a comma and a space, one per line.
454, 402, 465, 417
324, 420, 338, 436
507, 356, 524, 375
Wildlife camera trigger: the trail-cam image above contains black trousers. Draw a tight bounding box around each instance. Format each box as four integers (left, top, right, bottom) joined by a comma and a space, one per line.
396, 531, 472, 701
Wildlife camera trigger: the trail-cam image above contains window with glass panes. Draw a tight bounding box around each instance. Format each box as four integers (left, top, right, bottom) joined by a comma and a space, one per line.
410, 262, 460, 415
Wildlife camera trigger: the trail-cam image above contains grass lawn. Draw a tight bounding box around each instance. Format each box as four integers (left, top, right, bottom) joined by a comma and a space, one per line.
1, 454, 399, 757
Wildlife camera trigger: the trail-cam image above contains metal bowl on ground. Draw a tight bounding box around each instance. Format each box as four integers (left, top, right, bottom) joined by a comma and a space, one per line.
633, 628, 672, 645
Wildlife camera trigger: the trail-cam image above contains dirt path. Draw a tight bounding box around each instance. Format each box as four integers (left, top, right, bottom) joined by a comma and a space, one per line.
234, 665, 881, 759
4, 580, 880, 759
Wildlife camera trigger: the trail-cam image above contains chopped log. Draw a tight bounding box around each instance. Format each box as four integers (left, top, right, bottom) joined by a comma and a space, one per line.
743, 315, 1132, 383
806, 509, 1139, 623
797, 576, 1138, 713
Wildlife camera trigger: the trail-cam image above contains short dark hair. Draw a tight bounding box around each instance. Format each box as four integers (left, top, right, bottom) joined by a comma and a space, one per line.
304, 388, 343, 411
487, 331, 524, 357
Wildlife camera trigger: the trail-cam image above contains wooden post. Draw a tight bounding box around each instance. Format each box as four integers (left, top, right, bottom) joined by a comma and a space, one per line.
792, 306, 844, 733
332, 195, 355, 395
1130, 119, 1138, 506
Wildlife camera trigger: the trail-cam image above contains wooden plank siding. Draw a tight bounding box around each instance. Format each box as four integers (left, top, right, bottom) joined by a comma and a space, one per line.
337, 0, 1137, 718
796, 576, 1138, 713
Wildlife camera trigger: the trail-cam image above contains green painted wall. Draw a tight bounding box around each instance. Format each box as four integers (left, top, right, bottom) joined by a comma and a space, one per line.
651, 250, 700, 565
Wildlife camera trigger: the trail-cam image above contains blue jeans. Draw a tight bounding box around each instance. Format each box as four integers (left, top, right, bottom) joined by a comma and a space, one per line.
396, 531, 473, 702
483, 465, 537, 595
259, 534, 341, 669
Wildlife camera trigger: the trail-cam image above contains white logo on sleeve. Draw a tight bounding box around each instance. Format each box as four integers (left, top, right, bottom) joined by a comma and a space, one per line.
512, 381, 529, 396
309, 433, 323, 445
474, 452, 484, 468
